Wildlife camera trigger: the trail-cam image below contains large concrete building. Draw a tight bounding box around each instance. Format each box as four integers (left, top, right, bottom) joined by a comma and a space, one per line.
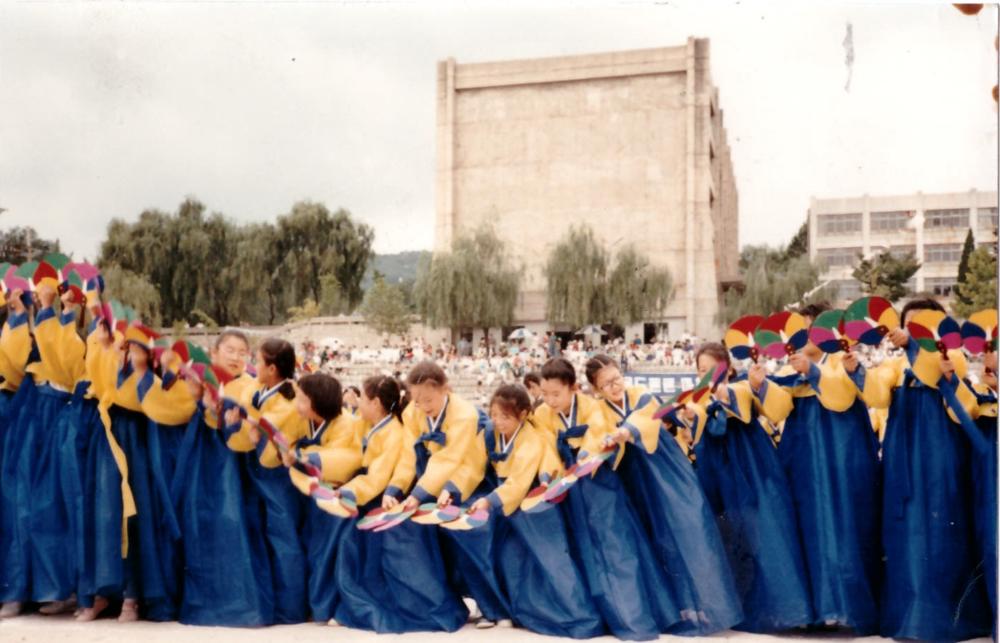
809, 189, 998, 302
435, 40, 739, 339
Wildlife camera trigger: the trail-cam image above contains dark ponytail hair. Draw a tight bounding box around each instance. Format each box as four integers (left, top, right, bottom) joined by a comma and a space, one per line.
489, 384, 532, 419
297, 373, 343, 422
362, 375, 406, 422
584, 354, 617, 386
259, 337, 296, 399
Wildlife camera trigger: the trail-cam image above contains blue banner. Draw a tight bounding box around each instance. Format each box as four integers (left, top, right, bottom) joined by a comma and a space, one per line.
624, 372, 699, 396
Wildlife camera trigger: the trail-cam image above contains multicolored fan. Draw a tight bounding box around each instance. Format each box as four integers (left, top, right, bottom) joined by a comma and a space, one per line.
724, 315, 765, 362
31, 261, 60, 292
58, 270, 87, 305
372, 506, 417, 532
755, 311, 809, 359
652, 388, 694, 422
519, 484, 555, 514
412, 502, 463, 525
906, 309, 962, 354
809, 309, 853, 354
357, 507, 390, 531
961, 309, 998, 355
844, 296, 900, 346
12, 262, 38, 293
316, 493, 358, 519
439, 508, 490, 531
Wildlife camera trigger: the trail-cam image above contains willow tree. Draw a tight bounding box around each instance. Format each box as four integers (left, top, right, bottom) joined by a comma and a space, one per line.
606, 245, 673, 326
544, 225, 610, 328
414, 226, 520, 343
719, 248, 831, 324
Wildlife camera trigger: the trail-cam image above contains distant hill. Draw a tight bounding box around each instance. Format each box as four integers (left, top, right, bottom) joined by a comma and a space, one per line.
362, 251, 430, 289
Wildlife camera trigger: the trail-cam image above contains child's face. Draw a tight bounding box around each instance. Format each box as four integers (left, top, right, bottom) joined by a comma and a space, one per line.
213, 336, 249, 378
128, 343, 149, 371
593, 365, 625, 403
540, 378, 574, 414
256, 350, 279, 386
358, 390, 382, 424
527, 382, 542, 398
409, 381, 447, 417
293, 385, 319, 423
696, 353, 717, 379
490, 404, 524, 435
344, 389, 359, 408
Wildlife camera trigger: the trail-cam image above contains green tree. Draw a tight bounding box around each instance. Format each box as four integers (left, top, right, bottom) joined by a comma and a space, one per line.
100, 263, 162, 326
361, 274, 411, 339
852, 250, 921, 302
606, 245, 673, 326
287, 298, 321, 323
952, 247, 998, 317
718, 246, 832, 325
953, 228, 977, 309
0, 227, 61, 264
414, 226, 520, 343
544, 225, 610, 327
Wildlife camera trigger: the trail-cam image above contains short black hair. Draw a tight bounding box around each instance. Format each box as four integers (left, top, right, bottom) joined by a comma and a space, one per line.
297, 373, 343, 422
523, 372, 541, 388
798, 302, 831, 320
540, 357, 576, 386
584, 354, 616, 386
901, 296, 945, 323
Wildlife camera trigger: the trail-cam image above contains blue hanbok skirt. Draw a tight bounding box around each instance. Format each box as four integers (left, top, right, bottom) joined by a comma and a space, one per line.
695, 407, 813, 632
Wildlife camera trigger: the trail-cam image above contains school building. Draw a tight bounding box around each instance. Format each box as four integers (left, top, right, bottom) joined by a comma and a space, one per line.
808, 189, 999, 303
434, 40, 739, 340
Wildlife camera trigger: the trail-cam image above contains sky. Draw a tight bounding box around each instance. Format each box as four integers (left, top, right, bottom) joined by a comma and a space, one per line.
0, 1, 996, 261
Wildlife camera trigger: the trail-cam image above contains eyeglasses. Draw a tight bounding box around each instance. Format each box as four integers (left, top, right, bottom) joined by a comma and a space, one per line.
598, 374, 624, 392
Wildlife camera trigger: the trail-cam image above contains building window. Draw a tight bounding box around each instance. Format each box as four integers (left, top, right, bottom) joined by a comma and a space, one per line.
816, 247, 862, 268
925, 277, 957, 297
924, 243, 963, 263
978, 207, 999, 231
924, 208, 969, 229
871, 210, 910, 232
889, 245, 916, 259
817, 213, 862, 236
832, 279, 862, 300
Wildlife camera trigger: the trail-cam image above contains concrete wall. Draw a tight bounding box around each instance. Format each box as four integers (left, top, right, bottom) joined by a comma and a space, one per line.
436, 41, 738, 338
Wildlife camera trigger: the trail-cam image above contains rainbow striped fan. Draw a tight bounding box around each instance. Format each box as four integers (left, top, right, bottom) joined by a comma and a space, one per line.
755, 311, 809, 359
439, 508, 490, 531
520, 484, 555, 514
412, 503, 462, 525
809, 309, 852, 354
372, 506, 417, 532
844, 297, 900, 346
961, 309, 999, 355
906, 309, 962, 354
724, 315, 764, 361
357, 507, 389, 531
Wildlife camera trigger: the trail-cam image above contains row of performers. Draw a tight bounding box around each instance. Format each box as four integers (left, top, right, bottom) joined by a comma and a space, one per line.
0, 287, 995, 641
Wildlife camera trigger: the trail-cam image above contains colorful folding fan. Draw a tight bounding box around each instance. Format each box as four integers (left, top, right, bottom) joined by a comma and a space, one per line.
58, 270, 87, 305
372, 506, 417, 532
357, 507, 390, 531
844, 296, 900, 346
724, 315, 764, 362
31, 261, 60, 292
809, 309, 853, 354
41, 253, 71, 276
961, 309, 998, 355
2, 265, 31, 298
755, 311, 809, 359
906, 309, 962, 355
439, 508, 490, 531
412, 502, 463, 525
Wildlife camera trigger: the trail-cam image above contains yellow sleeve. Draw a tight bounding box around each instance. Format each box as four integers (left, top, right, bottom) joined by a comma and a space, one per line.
258, 401, 309, 468
298, 416, 364, 484
752, 377, 794, 424
813, 360, 858, 413
490, 432, 543, 515
412, 409, 477, 499
578, 399, 613, 458
0, 316, 31, 391
537, 432, 565, 481
26, 308, 63, 386
386, 406, 420, 497
340, 425, 404, 506
941, 354, 979, 424
141, 375, 197, 426
717, 382, 754, 423
851, 357, 903, 410
225, 385, 260, 453
619, 388, 664, 454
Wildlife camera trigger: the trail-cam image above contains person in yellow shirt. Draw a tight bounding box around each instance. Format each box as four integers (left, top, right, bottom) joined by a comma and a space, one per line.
469, 384, 604, 639
845, 297, 990, 639
222, 337, 307, 624
749, 303, 880, 634
0, 284, 82, 617
586, 352, 743, 635
281, 373, 362, 625
333, 374, 466, 633
531, 357, 677, 641
169, 330, 274, 627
